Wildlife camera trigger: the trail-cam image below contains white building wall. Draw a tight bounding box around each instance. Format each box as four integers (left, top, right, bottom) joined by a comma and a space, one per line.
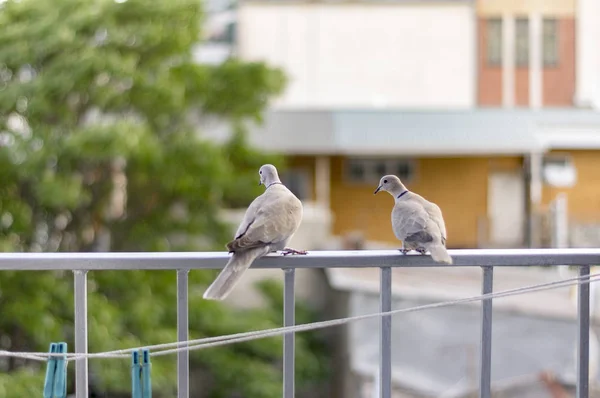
238, 2, 476, 109
576, 0, 600, 109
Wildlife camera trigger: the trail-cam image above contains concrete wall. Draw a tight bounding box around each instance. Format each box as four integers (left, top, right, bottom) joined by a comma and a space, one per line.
238, 1, 476, 109
576, 0, 600, 108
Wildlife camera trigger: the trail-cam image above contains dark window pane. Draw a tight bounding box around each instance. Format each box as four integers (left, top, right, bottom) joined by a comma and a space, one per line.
395, 162, 412, 180
487, 18, 503, 66
348, 161, 364, 181
543, 19, 558, 66
375, 162, 387, 177
515, 18, 529, 67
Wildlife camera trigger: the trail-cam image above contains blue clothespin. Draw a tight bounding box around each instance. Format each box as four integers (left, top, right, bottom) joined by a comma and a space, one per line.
131, 351, 142, 398
141, 349, 152, 398
43, 342, 68, 398
43, 343, 57, 398
132, 349, 152, 398
54, 343, 67, 398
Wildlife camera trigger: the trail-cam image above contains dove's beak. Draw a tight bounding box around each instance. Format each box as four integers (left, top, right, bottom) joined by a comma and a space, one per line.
374, 185, 382, 194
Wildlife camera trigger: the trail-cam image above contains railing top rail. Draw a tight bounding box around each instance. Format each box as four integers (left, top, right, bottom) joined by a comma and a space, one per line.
0, 249, 599, 271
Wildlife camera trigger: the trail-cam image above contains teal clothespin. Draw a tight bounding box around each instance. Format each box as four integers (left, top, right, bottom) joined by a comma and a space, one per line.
132, 349, 152, 398
141, 349, 152, 398
43, 342, 68, 398
54, 343, 67, 398
131, 351, 142, 398
43, 343, 57, 398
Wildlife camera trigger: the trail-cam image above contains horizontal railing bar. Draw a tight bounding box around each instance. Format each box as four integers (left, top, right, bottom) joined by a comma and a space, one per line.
0, 249, 599, 271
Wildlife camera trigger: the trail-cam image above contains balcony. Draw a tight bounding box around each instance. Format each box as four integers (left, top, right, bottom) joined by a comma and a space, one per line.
0, 249, 599, 398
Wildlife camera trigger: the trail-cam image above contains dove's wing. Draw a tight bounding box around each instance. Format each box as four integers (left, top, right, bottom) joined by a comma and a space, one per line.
426, 202, 447, 244
390, 191, 453, 265
412, 193, 448, 244
392, 199, 431, 240
232, 193, 266, 240
227, 186, 302, 252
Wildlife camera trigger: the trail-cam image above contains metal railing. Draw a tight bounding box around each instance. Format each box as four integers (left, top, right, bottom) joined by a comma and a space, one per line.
1, 248, 600, 398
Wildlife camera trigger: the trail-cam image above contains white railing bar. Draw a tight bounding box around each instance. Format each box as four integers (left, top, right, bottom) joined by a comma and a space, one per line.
73, 270, 89, 398
283, 268, 296, 398
4, 250, 599, 398
379, 267, 392, 398
177, 270, 190, 398
1, 249, 600, 270
479, 266, 494, 398
577, 265, 591, 398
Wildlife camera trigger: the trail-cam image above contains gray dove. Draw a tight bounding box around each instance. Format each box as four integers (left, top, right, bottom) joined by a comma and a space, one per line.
203, 164, 307, 300
374, 175, 452, 264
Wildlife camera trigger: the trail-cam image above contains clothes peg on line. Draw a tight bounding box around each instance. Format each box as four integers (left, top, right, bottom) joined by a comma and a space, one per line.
141, 349, 152, 398
132, 349, 152, 398
131, 351, 142, 398
43, 342, 67, 398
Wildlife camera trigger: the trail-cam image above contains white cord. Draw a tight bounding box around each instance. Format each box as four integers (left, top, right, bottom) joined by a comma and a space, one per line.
0, 271, 597, 361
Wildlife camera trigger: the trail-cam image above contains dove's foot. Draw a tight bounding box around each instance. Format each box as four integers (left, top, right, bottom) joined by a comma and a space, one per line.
399, 248, 411, 255
416, 248, 427, 255
282, 247, 308, 256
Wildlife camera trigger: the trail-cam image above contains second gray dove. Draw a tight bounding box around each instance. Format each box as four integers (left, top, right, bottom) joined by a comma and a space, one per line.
203, 164, 306, 300
374, 175, 453, 264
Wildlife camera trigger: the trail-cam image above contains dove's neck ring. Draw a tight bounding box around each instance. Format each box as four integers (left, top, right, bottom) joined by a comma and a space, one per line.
267, 182, 283, 188
396, 190, 409, 199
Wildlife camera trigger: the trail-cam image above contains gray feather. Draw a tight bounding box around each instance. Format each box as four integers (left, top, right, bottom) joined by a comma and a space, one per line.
203, 246, 270, 300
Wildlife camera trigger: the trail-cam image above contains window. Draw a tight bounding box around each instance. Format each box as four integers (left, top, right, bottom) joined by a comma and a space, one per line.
543, 155, 570, 168
515, 18, 529, 67
281, 168, 311, 201
543, 19, 558, 67
486, 18, 503, 66
344, 158, 416, 184
542, 154, 576, 188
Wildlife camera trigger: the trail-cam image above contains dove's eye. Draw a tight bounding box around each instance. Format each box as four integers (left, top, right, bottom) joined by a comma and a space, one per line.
383, 179, 388, 184
259, 171, 262, 174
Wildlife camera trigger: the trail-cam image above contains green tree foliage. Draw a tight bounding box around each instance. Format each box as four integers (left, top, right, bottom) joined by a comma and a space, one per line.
0, 0, 330, 396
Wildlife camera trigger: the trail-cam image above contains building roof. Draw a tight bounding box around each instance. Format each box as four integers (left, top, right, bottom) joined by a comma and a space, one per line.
247, 108, 600, 156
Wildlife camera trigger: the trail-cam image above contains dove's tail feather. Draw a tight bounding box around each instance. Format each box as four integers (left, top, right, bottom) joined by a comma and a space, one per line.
203, 246, 270, 300
428, 244, 453, 265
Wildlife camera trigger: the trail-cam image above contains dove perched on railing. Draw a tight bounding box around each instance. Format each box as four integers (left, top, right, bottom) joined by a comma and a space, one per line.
203, 164, 307, 300
374, 174, 453, 264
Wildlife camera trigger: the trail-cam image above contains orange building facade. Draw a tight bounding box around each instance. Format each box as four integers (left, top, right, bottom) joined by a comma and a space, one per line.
477, 0, 576, 107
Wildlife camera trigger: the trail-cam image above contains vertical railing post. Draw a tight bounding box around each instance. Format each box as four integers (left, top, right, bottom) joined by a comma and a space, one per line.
577, 265, 591, 398
283, 268, 296, 398
379, 267, 392, 398
177, 270, 190, 398
73, 270, 89, 398
479, 266, 494, 398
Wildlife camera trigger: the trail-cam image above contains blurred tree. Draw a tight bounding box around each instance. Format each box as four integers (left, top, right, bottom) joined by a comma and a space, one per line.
0, 0, 330, 396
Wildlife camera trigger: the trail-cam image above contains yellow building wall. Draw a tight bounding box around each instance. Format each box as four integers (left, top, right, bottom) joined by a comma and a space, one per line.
541, 150, 600, 222
283, 155, 525, 249
283, 152, 600, 246
329, 156, 504, 249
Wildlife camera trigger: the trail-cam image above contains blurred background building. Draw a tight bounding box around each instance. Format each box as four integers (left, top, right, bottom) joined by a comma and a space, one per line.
193, 0, 600, 396
200, 0, 600, 252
